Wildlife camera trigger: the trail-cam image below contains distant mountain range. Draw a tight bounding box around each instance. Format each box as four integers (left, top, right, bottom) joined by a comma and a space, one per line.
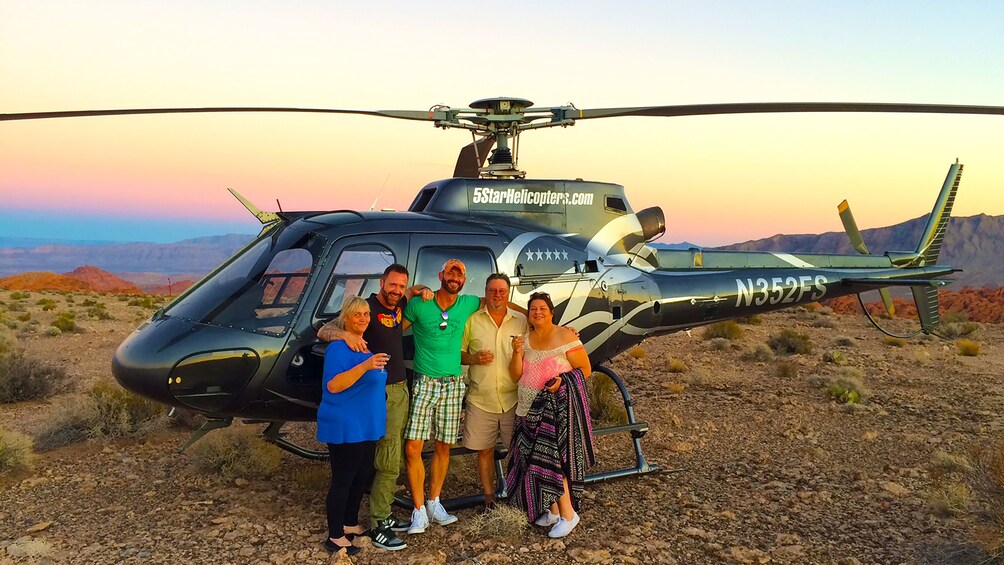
714, 214, 1003, 288
0, 234, 254, 278
1, 214, 1001, 290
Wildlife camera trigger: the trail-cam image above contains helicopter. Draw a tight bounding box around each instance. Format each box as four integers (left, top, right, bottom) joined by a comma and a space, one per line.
4, 98, 1003, 493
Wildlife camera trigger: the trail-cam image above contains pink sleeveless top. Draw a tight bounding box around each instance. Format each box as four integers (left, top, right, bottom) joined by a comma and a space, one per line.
516, 336, 583, 417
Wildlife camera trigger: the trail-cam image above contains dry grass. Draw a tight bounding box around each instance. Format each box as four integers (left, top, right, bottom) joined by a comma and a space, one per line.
966, 440, 1004, 559
589, 372, 628, 427
188, 424, 283, 479
701, 321, 743, 341
882, 336, 907, 347
293, 463, 331, 491
32, 381, 165, 450
0, 350, 68, 403
814, 367, 868, 404
956, 339, 981, 356
822, 350, 848, 365
707, 337, 730, 351
463, 503, 530, 538
664, 382, 686, 395
776, 361, 798, 379
0, 427, 35, 477
627, 345, 646, 359
0, 325, 17, 357
740, 344, 774, 362
768, 329, 813, 355
665, 356, 688, 373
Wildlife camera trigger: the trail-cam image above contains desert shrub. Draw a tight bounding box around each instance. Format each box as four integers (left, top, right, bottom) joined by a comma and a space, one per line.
826, 368, 868, 404
0, 325, 17, 357
167, 407, 207, 429
86, 305, 114, 320
627, 345, 646, 359
928, 482, 973, 517
941, 310, 970, 324
45, 327, 62, 337
188, 424, 283, 479
2, 317, 17, 329
768, 329, 813, 355
81, 298, 98, 307
9, 291, 30, 300
965, 440, 1004, 559
7, 301, 26, 312
822, 350, 848, 365
464, 503, 530, 538
882, 336, 907, 347
87, 381, 164, 438
740, 344, 774, 362
32, 395, 100, 450
0, 427, 35, 476
664, 382, 686, 394
707, 337, 730, 351
736, 314, 763, 325
293, 464, 330, 490
812, 317, 837, 329
701, 321, 743, 341
665, 356, 688, 373
589, 372, 628, 427
940, 321, 980, 339
956, 339, 981, 356
817, 305, 834, 316
776, 361, 798, 379
16, 312, 31, 322
51, 312, 76, 333
0, 351, 68, 403
117, 294, 130, 301
128, 296, 160, 309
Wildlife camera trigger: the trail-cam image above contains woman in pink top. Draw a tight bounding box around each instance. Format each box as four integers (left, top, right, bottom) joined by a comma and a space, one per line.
508, 292, 591, 538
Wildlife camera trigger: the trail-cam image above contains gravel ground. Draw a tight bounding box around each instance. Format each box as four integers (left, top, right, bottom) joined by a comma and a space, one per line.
2, 292, 1003, 564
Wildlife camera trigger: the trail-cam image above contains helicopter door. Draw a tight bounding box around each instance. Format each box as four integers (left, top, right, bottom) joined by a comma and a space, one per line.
283, 237, 407, 386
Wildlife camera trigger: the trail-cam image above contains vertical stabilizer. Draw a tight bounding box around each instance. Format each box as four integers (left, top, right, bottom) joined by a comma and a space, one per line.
915, 162, 962, 265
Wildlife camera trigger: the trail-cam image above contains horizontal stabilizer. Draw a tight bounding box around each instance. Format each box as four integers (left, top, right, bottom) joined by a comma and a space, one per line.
842, 278, 954, 288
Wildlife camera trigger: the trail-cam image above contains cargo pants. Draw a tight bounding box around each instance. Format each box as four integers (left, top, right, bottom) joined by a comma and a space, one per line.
369, 381, 409, 527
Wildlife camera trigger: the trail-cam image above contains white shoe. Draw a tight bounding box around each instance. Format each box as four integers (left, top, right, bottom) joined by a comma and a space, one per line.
534, 510, 560, 527
425, 498, 458, 526
406, 506, 429, 535
548, 513, 580, 538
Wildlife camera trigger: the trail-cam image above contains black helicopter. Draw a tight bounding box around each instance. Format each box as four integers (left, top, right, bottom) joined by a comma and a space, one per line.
4, 98, 1002, 481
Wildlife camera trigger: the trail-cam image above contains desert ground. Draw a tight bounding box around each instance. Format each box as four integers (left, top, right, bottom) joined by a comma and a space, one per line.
2, 290, 1003, 564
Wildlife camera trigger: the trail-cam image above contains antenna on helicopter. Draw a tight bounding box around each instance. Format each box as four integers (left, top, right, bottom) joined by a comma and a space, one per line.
369, 174, 391, 210
276, 199, 283, 213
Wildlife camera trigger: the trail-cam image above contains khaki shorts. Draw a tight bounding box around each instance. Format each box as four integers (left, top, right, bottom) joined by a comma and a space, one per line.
462, 403, 515, 451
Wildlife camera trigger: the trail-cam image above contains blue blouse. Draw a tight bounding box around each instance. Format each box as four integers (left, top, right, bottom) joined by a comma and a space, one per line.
316, 341, 387, 444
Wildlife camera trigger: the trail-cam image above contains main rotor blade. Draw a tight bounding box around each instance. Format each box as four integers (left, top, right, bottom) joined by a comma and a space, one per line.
573, 102, 1004, 120
0, 107, 447, 122
453, 135, 496, 178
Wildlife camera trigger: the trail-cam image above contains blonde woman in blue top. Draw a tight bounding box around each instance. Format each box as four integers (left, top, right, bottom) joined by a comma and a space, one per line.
318, 296, 389, 556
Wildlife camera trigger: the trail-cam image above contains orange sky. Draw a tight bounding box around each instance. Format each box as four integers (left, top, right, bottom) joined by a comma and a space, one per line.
2, 2, 1003, 245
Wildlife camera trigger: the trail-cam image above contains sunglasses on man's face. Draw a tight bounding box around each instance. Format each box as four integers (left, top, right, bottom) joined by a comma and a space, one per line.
439, 309, 449, 330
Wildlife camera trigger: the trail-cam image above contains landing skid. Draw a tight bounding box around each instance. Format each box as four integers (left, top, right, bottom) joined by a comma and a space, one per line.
176, 365, 662, 511
395, 364, 661, 511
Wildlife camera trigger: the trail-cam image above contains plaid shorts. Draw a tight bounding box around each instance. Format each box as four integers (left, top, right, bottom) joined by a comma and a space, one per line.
405, 374, 466, 444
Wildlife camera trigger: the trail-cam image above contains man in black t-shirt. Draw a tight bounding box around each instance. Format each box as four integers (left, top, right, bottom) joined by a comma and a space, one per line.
318, 263, 430, 551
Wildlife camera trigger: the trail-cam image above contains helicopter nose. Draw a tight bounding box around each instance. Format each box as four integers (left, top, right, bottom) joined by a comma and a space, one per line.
112, 320, 174, 405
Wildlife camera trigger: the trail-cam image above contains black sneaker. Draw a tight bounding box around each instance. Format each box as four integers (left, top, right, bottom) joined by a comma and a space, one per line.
382, 517, 410, 533
369, 525, 407, 551
323, 539, 360, 556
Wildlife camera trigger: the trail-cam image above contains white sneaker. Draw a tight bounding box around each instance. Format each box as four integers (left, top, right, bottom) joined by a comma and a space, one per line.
425, 498, 458, 526
406, 506, 429, 535
534, 510, 560, 527
548, 512, 580, 538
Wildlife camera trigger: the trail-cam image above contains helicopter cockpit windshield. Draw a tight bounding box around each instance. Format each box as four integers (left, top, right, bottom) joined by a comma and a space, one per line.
163, 228, 325, 336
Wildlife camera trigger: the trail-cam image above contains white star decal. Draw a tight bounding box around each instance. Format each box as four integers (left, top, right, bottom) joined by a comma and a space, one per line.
524, 249, 534, 262
544, 249, 554, 260
534, 249, 544, 261
560, 250, 569, 260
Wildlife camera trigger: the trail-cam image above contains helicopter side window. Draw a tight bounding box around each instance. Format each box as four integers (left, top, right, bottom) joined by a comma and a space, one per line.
319, 245, 395, 316
414, 247, 496, 292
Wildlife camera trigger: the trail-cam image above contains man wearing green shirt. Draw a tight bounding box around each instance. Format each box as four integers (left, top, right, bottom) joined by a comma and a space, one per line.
402, 259, 481, 534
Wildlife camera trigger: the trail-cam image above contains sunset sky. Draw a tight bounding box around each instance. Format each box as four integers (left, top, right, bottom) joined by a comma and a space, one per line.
2, 1, 1003, 246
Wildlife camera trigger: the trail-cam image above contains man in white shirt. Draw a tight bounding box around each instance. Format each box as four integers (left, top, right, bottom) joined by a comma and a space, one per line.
460, 273, 528, 509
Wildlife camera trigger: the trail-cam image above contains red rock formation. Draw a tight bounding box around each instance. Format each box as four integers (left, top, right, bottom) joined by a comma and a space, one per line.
64, 266, 142, 294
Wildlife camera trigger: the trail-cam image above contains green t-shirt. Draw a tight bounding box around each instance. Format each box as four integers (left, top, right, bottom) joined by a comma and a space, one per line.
404, 293, 481, 378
